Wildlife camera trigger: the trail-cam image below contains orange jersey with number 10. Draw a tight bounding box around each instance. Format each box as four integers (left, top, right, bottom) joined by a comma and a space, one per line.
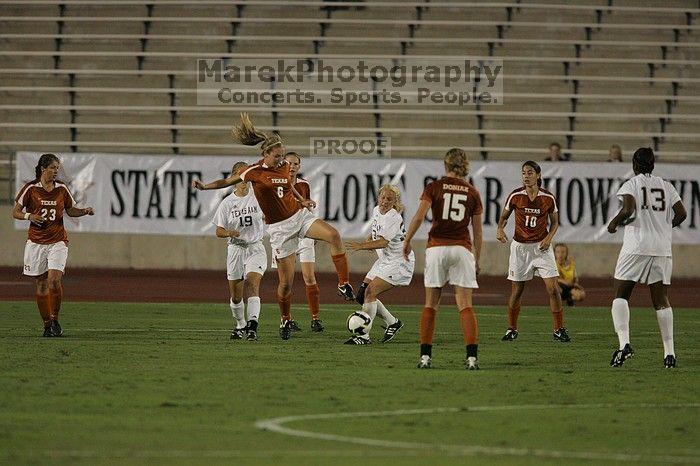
240, 159, 300, 224
421, 176, 483, 250
15, 180, 75, 244
505, 187, 558, 243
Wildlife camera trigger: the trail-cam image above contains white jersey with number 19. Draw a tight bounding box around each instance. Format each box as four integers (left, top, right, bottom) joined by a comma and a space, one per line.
617, 173, 681, 256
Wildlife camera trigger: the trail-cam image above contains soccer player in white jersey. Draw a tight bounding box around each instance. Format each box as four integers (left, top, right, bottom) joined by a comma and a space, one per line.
212, 162, 267, 341
344, 184, 415, 344
607, 148, 687, 368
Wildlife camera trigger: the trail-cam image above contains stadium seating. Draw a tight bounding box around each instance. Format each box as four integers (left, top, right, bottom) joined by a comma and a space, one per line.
1, 0, 699, 197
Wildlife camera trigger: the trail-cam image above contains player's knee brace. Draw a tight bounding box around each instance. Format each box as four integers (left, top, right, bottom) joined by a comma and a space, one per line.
355, 282, 368, 305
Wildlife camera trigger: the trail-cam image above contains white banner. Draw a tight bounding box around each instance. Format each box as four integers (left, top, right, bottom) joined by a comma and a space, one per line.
15, 151, 700, 243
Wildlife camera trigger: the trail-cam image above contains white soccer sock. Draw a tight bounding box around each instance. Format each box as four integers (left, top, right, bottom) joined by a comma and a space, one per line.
611, 298, 630, 349
376, 299, 397, 326
363, 301, 378, 332
247, 297, 261, 322
230, 299, 246, 329
656, 307, 675, 357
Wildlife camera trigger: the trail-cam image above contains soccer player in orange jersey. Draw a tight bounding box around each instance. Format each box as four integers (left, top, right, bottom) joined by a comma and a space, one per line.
496, 160, 570, 342
404, 149, 483, 370
284, 152, 324, 333
13, 153, 95, 337
192, 114, 353, 340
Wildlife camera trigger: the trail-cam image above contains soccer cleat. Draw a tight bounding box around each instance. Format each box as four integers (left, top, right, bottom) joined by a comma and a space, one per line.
43, 326, 53, 337
310, 319, 324, 332
380, 319, 404, 343
279, 320, 292, 340
49, 319, 63, 337
663, 355, 676, 369
501, 328, 518, 341
610, 343, 634, 367
344, 335, 371, 345
553, 327, 571, 342
246, 329, 258, 341
288, 320, 302, 332
466, 356, 480, 370
230, 327, 246, 340
417, 356, 432, 369
336, 283, 356, 301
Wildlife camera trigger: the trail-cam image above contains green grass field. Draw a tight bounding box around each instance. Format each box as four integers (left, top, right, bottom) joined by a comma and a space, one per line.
1, 301, 698, 466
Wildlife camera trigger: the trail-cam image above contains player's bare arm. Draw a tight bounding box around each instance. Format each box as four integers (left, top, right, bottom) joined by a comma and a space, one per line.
607, 194, 635, 233
472, 213, 483, 274
66, 206, 95, 217
215, 226, 240, 238
291, 185, 316, 210
671, 200, 687, 228
345, 237, 389, 252
192, 173, 242, 191
12, 202, 44, 224
403, 199, 430, 259
496, 208, 511, 243
539, 211, 558, 251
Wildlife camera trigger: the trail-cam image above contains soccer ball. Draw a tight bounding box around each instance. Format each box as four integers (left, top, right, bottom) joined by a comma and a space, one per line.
346, 311, 371, 335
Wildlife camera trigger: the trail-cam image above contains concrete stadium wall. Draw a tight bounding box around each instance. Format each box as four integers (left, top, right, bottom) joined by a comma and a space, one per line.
1, 206, 698, 278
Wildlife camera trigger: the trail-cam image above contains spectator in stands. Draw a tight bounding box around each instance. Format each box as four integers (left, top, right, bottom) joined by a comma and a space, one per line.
192, 113, 354, 341
554, 243, 585, 306
544, 141, 568, 161
13, 153, 95, 337
608, 144, 623, 162
403, 148, 483, 370
344, 184, 412, 345
284, 152, 324, 333
212, 161, 266, 342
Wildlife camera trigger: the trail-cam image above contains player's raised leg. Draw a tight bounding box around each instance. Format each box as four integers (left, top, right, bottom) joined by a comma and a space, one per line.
304, 219, 354, 301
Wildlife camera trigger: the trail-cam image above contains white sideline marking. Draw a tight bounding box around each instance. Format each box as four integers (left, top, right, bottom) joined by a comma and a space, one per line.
255, 404, 700, 464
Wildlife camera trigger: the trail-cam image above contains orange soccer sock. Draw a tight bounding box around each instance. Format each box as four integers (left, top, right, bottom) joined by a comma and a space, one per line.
419, 307, 437, 345
277, 294, 292, 321
508, 304, 521, 330
459, 307, 479, 345
331, 253, 350, 285
305, 284, 321, 319
36, 293, 51, 326
552, 308, 564, 330
49, 285, 63, 320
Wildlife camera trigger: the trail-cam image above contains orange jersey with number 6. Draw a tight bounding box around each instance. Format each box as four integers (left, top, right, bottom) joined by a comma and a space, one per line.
421, 176, 483, 250
15, 180, 75, 244
240, 159, 300, 224
505, 187, 558, 243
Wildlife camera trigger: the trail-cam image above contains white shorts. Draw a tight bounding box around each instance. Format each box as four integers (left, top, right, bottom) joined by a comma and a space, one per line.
366, 251, 415, 287
424, 245, 478, 289
23, 240, 68, 276
297, 237, 316, 263
614, 253, 672, 285
267, 208, 318, 260
226, 241, 267, 281
508, 240, 558, 281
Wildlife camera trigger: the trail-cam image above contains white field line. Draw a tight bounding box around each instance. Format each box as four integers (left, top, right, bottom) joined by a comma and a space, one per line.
255, 404, 700, 464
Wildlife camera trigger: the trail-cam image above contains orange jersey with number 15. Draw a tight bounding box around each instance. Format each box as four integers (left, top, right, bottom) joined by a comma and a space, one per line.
15, 180, 75, 244
421, 176, 483, 250
505, 187, 558, 243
